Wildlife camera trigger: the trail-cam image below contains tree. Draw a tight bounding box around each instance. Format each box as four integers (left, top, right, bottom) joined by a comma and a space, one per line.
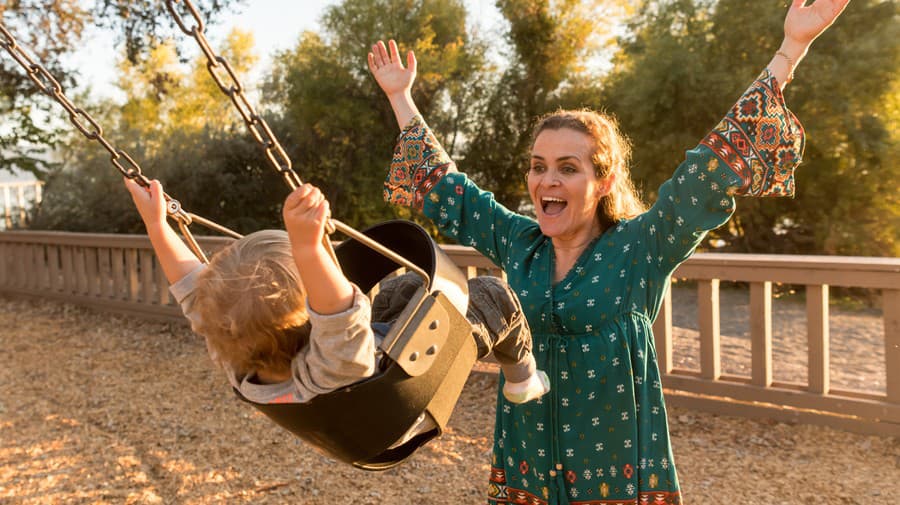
0, 0, 239, 176
264, 0, 489, 233
1, 2, 87, 175
603, 0, 899, 256
461, 0, 630, 211
113, 30, 258, 152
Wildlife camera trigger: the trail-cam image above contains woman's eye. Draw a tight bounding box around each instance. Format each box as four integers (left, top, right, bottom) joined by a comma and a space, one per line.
530, 165, 546, 173
561, 165, 577, 174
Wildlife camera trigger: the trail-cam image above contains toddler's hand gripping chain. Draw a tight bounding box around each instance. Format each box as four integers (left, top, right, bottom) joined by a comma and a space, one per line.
0, 22, 242, 263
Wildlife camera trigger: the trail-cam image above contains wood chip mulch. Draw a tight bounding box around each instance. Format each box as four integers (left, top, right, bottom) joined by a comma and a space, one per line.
1, 296, 897, 504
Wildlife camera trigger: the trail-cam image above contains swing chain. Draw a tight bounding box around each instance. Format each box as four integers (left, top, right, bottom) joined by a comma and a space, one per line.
165, 0, 301, 191
0, 22, 215, 239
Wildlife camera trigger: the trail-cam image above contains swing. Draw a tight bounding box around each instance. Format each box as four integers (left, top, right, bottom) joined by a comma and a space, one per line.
239, 219, 477, 469
0, 2, 478, 471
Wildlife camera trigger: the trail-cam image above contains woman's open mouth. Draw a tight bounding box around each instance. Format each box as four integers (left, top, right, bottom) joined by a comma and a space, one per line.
541, 196, 568, 216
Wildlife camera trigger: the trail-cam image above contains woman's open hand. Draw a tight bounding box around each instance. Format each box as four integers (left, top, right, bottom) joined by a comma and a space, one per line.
784, 0, 851, 47
368, 39, 417, 99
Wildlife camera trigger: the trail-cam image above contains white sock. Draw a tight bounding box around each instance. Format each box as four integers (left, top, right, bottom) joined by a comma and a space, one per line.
503, 370, 550, 404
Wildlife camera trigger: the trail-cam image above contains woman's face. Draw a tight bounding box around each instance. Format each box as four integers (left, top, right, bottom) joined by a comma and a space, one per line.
527, 128, 611, 242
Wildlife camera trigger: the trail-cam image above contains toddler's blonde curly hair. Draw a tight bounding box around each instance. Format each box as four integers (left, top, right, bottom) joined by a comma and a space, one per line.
191, 230, 310, 378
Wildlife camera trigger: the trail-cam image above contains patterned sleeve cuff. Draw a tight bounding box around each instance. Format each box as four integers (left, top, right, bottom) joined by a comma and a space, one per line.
384, 115, 455, 210
700, 69, 805, 197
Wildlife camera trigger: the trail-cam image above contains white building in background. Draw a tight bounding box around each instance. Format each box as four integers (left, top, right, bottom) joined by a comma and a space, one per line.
0, 169, 43, 230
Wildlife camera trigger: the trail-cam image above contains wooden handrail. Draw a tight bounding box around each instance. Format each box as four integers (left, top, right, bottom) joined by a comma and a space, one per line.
673, 252, 900, 289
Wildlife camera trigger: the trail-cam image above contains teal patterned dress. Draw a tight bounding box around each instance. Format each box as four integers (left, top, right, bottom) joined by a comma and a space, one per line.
384, 70, 804, 504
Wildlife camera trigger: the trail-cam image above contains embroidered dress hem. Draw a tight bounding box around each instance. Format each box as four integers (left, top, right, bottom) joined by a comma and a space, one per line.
700, 69, 805, 197
489, 469, 682, 505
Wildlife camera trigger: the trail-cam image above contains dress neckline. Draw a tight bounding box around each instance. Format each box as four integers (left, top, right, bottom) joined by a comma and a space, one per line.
547, 231, 604, 289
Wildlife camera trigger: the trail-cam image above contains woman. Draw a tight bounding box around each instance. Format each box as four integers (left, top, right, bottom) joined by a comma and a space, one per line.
369, 1, 849, 502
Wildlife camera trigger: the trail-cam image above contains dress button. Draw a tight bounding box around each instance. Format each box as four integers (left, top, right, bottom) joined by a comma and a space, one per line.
556, 463, 563, 470
549, 470, 557, 477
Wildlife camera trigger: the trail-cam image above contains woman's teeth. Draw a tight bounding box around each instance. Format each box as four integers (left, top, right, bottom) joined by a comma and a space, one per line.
541, 196, 567, 215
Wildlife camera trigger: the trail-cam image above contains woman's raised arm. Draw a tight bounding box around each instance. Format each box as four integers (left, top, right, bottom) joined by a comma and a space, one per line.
768, 0, 851, 89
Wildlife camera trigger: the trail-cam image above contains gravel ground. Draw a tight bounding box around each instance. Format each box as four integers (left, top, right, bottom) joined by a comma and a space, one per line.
1, 294, 898, 504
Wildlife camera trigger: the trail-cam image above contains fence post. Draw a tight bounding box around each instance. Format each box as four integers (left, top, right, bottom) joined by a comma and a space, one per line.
61, 246, 74, 294
885, 289, 900, 403
126, 249, 139, 301
750, 281, 773, 387
0, 241, 6, 287
653, 287, 673, 375
807, 284, 830, 395
699, 279, 721, 380
3, 186, 10, 229
16, 185, 25, 225
48, 246, 60, 293
111, 248, 125, 300
140, 251, 155, 304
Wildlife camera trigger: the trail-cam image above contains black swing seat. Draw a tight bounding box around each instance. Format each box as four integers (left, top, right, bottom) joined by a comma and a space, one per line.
234, 220, 478, 471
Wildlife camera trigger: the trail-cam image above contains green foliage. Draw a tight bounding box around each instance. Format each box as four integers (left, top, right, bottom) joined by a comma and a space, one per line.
31, 121, 289, 235
603, 0, 899, 256
0, 0, 239, 176
461, 0, 628, 210
113, 32, 258, 152
264, 0, 489, 232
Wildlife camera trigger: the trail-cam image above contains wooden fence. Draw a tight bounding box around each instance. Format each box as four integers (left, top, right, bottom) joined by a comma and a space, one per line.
0, 181, 43, 230
1, 230, 898, 436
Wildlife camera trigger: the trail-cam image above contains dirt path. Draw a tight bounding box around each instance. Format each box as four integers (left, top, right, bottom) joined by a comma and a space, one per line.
1, 296, 897, 504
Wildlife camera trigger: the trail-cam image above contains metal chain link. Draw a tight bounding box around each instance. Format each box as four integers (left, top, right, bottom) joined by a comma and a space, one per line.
165, 0, 303, 191
164, 0, 437, 283
165, 2, 437, 281
0, 22, 242, 262
163, 0, 363, 277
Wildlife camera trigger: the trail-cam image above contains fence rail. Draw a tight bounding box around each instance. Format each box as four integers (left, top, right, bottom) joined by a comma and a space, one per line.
1, 230, 898, 436
0, 181, 43, 230
651, 254, 900, 437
